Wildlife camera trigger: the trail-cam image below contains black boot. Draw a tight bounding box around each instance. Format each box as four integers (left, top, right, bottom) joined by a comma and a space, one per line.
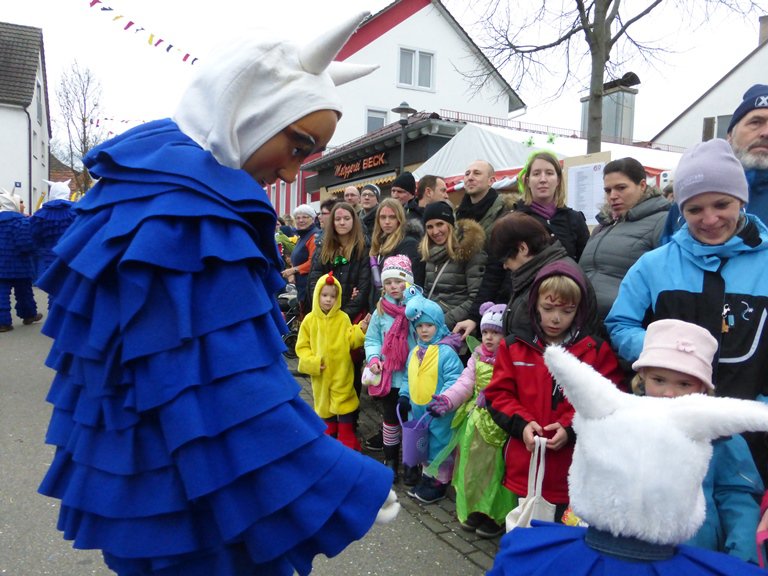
383, 443, 400, 483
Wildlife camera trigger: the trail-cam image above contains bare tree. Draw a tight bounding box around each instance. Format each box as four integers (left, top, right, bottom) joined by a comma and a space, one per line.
54, 61, 108, 195
472, 0, 761, 153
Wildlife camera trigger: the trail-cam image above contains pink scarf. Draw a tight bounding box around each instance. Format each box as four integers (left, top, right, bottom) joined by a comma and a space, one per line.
530, 201, 557, 220
378, 297, 410, 393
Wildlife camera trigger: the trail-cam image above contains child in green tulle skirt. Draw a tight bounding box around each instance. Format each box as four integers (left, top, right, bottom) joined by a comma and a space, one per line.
425, 302, 516, 538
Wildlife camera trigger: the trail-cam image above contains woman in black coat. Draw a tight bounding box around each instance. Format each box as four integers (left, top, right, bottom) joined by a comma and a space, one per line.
514, 151, 590, 261
308, 201, 370, 320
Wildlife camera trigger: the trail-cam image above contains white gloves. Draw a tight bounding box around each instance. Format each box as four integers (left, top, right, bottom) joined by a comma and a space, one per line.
374, 489, 400, 525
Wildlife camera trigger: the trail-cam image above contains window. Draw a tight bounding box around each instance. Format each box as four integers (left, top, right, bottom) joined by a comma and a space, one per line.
367, 109, 387, 133
716, 115, 732, 139
399, 48, 434, 90
36, 82, 42, 124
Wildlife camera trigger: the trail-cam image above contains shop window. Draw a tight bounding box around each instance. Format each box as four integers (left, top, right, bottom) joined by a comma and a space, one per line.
399, 48, 433, 90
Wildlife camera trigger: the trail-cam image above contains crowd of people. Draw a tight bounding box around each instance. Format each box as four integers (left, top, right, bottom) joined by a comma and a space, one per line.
291, 82, 768, 569
7, 5, 768, 570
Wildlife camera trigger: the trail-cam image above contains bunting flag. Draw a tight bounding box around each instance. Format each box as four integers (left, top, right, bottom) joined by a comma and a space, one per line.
87, 0, 199, 65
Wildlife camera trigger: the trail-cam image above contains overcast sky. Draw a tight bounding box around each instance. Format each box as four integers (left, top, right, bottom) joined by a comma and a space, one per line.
3, 0, 766, 143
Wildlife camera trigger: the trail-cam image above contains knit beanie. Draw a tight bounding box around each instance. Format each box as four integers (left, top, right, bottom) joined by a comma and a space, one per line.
727, 84, 768, 134
422, 200, 455, 226
292, 203, 317, 219
173, 12, 377, 169
479, 302, 505, 334
632, 319, 717, 390
380, 255, 413, 284
391, 171, 416, 195
361, 183, 380, 198
674, 139, 749, 209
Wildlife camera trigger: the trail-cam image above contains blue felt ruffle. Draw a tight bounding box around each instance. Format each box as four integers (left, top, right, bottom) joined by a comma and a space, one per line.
30, 200, 76, 280
488, 522, 765, 575
38, 120, 393, 575
0, 211, 35, 278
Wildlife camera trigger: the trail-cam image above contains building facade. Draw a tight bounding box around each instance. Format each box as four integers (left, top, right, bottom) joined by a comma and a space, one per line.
0, 22, 50, 214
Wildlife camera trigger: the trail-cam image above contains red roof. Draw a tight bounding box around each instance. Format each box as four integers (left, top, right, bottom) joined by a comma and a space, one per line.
336, 0, 431, 60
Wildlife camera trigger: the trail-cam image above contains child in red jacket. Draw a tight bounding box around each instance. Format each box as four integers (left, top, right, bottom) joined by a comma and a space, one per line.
484, 260, 624, 521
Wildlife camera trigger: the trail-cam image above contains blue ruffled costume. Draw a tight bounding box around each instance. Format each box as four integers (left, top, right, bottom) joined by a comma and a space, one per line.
30, 198, 76, 281
0, 210, 39, 325
37, 119, 393, 575
489, 522, 765, 575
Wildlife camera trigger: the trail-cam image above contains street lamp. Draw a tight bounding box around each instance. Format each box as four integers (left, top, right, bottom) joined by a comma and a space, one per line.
391, 101, 416, 174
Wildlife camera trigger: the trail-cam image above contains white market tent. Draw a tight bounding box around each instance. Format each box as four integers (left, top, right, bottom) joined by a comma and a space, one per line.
412, 123, 558, 187
413, 122, 682, 189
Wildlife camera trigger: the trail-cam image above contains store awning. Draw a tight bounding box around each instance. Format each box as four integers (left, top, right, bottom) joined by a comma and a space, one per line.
327, 171, 398, 194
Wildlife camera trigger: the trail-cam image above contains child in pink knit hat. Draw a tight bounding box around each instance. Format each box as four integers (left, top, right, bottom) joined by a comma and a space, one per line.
364, 255, 418, 483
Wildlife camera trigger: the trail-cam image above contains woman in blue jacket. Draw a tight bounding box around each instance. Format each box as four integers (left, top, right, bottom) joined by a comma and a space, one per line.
607, 138, 768, 483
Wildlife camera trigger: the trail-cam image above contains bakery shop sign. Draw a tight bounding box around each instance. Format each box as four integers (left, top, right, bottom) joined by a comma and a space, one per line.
334, 152, 388, 179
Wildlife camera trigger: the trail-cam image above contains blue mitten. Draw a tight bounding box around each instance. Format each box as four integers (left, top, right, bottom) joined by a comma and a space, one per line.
427, 394, 453, 417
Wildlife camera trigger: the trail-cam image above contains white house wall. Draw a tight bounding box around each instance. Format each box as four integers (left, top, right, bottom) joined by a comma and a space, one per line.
0, 105, 30, 198
652, 44, 768, 149
0, 56, 49, 214
332, 3, 512, 146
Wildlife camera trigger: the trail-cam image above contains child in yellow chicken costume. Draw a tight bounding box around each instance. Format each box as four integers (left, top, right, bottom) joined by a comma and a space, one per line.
297, 271, 370, 449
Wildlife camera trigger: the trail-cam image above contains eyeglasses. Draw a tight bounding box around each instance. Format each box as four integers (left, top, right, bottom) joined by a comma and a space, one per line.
361, 192, 377, 198
321, 211, 331, 216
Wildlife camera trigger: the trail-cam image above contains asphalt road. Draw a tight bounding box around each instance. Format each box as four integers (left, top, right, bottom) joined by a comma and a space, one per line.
0, 289, 485, 575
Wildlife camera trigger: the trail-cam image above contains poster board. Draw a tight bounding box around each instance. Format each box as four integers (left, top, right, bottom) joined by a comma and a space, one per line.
563, 151, 611, 226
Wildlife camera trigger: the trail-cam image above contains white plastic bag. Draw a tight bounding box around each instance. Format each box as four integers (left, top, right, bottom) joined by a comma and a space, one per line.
505, 435, 556, 531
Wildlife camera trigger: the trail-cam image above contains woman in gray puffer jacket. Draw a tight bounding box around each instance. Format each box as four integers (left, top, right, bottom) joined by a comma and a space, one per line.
419, 201, 486, 330
579, 157, 670, 323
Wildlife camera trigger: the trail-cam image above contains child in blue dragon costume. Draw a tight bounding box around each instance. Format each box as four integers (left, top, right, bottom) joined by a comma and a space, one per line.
399, 295, 464, 504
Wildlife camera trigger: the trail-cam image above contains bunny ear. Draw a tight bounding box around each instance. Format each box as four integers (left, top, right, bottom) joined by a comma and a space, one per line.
43, 179, 55, 186
543, 346, 629, 419
327, 61, 380, 86
298, 11, 369, 75
671, 394, 768, 441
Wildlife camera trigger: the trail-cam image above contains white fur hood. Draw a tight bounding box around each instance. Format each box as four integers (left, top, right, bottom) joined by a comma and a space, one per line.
544, 346, 768, 545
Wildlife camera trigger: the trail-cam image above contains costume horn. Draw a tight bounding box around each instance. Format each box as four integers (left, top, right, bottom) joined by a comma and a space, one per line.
672, 394, 768, 442
298, 11, 370, 75
328, 61, 380, 87
543, 345, 627, 420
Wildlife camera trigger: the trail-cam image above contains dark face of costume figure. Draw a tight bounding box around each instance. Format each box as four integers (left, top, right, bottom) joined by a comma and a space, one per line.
242, 109, 338, 187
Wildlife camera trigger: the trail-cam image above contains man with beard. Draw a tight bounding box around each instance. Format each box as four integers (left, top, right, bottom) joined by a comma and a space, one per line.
728, 84, 768, 218
661, 84, 768, 242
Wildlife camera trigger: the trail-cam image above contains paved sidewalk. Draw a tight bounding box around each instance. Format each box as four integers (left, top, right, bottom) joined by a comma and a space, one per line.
289, 363, 500, 573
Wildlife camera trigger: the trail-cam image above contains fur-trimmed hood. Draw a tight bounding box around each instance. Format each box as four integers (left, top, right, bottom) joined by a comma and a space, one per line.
403, 216, 424, 240
452, 218, 486, 263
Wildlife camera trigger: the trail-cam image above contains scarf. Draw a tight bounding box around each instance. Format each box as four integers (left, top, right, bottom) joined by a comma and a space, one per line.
379, 297, 410, 392
456, 188, 499, 222
529, 201, 557, 220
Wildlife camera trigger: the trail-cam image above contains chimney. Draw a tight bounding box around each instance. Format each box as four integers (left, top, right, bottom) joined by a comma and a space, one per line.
761, 15, 768, 46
